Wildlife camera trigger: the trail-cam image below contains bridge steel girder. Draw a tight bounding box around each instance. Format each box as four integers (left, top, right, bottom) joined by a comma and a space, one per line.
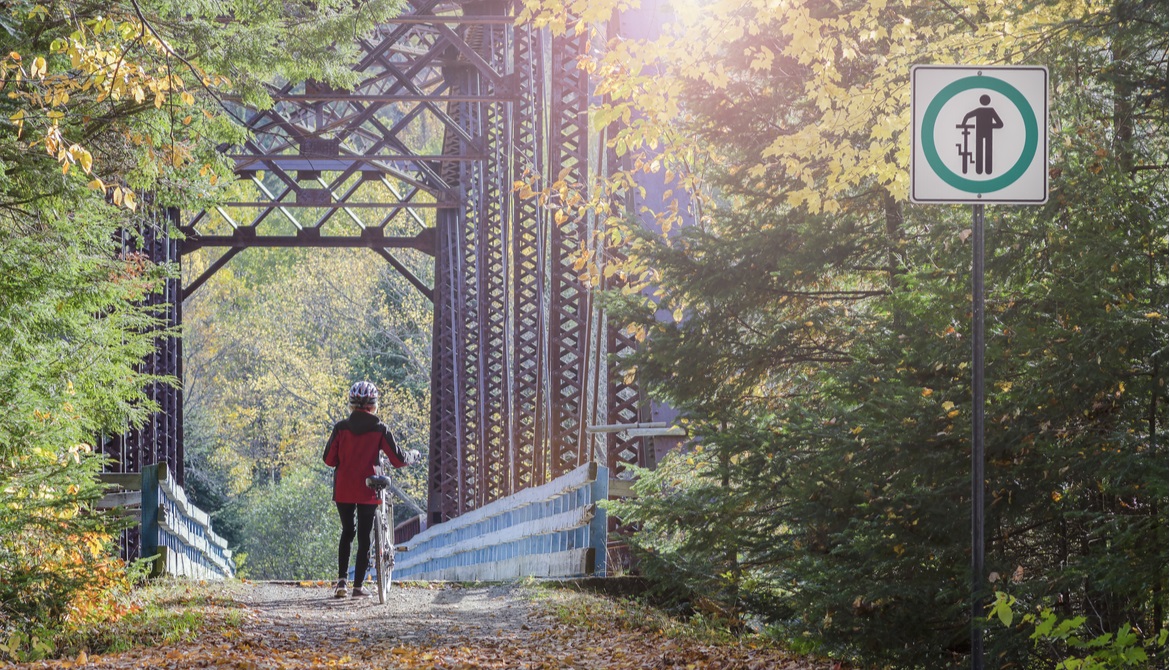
104, 208, 184, 485
428, 4, 601, 523
450, 55, 483, 519
428, 208, 463, 526
116, 0, 650, 530
176, 0, 515, 261
428, 0, 514, 522
472, 8, 513, 512
544, 27, 592, 481
509, 21, 546, 497
102, 206, 184, 562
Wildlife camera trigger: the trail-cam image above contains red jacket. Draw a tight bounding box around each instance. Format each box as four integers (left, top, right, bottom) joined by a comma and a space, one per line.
322, 410, 409, 504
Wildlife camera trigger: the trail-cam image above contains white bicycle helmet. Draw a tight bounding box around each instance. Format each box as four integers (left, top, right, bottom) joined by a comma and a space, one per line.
349, 381, 379, 408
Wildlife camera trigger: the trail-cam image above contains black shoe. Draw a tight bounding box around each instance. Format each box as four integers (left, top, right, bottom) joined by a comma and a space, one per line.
333, 580, 348, 598
351, 586, 371, 597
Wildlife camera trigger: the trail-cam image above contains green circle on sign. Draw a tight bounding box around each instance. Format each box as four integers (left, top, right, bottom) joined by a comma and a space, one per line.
921, 76, 1038, 193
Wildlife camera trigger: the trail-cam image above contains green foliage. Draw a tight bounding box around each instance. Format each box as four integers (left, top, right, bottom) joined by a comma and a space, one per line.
181, 247, 433, 577
604, 425, 783, 631
989, 592, 1168, 669
229, 468, 339, 580
0, 175, 163, 656
597, 1, 1168, 668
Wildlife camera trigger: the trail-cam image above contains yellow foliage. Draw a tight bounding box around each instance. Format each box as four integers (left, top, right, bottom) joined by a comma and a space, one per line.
524, 0, 1113, 225
1, 5, 202, 206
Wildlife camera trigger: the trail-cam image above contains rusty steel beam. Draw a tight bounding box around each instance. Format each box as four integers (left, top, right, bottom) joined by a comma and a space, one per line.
428, 209, 462, 525
509, 22, 547, 493
468, 4, 512, 509
180, 229, 436, 253
428, 38, 473, 524
162, 0, 651, 532
453, 60, 482, 518
545, 27, 591, 479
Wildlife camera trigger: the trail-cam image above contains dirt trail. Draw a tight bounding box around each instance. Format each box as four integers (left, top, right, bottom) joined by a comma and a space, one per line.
16, 581, 838, 669
236, 581, 546, 650
19, 581, 559, 669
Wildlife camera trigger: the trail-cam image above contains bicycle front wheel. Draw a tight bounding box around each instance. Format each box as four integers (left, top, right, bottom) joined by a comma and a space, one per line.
374, 505, 389, 604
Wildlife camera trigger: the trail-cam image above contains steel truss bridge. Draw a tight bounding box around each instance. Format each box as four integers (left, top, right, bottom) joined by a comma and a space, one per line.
104, 0, 673, 558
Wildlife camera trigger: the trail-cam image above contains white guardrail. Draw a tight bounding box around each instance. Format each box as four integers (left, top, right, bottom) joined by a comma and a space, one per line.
150, 464, 235, 579
394, 463, 609, 581
99, 464, 235, 580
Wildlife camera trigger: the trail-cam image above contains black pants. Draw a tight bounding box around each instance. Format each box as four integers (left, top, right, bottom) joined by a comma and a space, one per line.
336, 502, 377, 583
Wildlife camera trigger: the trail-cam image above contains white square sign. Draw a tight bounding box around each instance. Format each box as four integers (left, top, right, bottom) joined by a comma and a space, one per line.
911, 66, 1049, 205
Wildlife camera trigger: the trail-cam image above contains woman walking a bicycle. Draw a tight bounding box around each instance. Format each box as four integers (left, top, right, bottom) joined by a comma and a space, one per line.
322, 381, 419, 598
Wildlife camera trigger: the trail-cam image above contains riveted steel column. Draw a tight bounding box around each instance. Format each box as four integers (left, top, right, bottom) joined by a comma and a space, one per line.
472, 1, 513, 507
510, 21, 547, 490
428, 206, 462, 525
452, 60, 483, 517
545, 26, 590, 478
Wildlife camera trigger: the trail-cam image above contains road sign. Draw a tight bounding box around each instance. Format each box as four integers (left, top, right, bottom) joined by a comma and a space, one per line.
911, 66, 1048, 204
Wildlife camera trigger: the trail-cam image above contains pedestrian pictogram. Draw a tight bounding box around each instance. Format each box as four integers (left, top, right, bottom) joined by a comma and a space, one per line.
911, 66, 1048, 204
957, 95, 1004, 175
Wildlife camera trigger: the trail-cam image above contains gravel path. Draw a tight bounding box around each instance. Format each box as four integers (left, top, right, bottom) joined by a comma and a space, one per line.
238, 581, 547, 648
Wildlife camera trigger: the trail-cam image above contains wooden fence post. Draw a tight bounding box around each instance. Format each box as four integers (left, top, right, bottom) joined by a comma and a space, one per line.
589, 465, 608, 577
139, 464, 164, 577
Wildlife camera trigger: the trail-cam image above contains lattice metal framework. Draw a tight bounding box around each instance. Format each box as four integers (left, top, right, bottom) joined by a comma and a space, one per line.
118, 0, 651, 529
601, 17, 646, 479
508, 20, 546, 497
544, 28, 592, 482
103, 208, 184, 484
101, 207, 184, 561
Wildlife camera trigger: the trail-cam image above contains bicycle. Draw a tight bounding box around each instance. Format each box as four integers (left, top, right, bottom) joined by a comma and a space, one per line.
365, 453, 394, 605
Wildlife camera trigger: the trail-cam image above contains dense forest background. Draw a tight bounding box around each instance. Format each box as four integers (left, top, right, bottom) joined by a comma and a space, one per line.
181, 247, 433, 579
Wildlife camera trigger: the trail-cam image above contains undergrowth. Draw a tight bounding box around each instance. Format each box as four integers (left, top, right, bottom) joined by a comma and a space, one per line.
1, 575, 244, 663
532, 581, 746, 647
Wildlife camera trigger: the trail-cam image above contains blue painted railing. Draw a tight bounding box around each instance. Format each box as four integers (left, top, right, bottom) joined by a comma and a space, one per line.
395, 463, 608, 581
140, 464, 235, 579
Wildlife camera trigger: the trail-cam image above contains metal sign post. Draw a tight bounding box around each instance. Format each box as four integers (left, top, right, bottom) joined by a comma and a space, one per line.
910, 65, 1048, 670
970, 203, 986, 669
